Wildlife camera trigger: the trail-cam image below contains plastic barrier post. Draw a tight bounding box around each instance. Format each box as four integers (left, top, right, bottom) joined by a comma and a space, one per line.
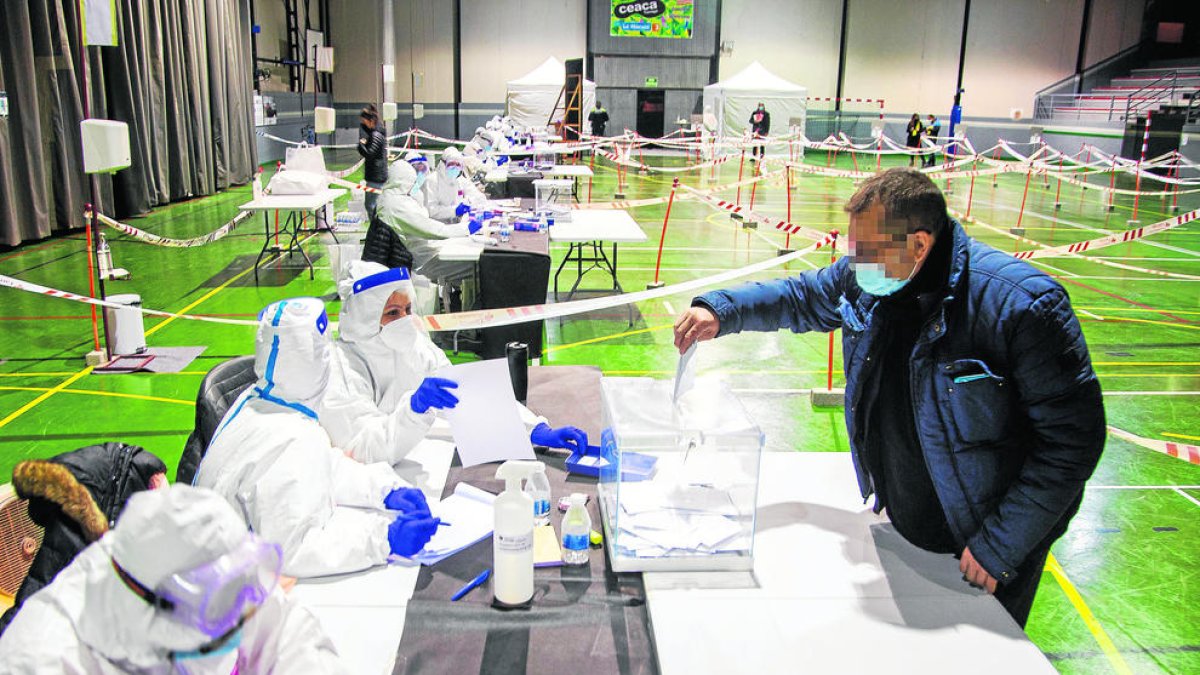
1130, 112, 1151, 224
83, 206, 101, 352
812, 230, 844, 408
648, 178, 680, 289
732, 149, 747, 220
1054, 152, 1065, 209
781, 164, 794, 254
965, 156, 978, 218
1015, 168, 1033, 233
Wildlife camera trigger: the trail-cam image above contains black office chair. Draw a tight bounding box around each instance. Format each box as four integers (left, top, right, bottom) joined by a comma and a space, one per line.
176, 356, 256, 485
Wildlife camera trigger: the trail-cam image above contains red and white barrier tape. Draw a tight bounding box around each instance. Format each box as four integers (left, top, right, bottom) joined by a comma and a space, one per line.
95, 212, 253, 248
1108, 426, 1200, 466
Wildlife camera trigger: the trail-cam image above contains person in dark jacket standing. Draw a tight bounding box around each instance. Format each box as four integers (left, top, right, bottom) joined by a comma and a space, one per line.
923, 114, 942, 168
749, 102, 770, 161
358, 105, 389, 217
905, 113, 923, 167
673, 168, 1105, 627
588, 102, 610, 137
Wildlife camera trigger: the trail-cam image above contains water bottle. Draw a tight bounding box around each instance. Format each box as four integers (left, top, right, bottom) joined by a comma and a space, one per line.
537, 213, 548, 233
561, 493, 591, 565
499, 216, 512, 243
524, 466, 551, 526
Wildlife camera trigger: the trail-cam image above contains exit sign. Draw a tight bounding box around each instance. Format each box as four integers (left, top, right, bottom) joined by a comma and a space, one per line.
644, 77, 659, 87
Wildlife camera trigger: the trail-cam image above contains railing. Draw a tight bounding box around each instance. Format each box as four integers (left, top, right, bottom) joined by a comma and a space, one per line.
1033, 71, 1193, 122
1188, 89, 1200, 124
1123, 72, 1181, 120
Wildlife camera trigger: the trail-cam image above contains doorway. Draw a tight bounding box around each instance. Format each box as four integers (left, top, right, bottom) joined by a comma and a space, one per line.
636, 89, 665, 140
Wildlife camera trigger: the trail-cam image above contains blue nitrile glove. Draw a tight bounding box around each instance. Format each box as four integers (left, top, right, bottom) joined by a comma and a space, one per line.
467, 217, 483, 235
530, 423, 588, 453
384, 487, 431, 517
455, 202, 471, 217
388, 515, 442, 557
495, 155, 509, 166
410, 377, 459, 414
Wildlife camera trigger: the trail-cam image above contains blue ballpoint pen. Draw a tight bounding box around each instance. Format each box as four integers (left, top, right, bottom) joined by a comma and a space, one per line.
451, 569, 491, 601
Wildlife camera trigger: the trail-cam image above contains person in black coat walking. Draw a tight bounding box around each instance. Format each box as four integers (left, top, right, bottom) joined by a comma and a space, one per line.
749, 102, 771, 161
358, 105, 389, 217
905, 113, 924, 167
588, 102, 610, 137
923, 114, 942, 168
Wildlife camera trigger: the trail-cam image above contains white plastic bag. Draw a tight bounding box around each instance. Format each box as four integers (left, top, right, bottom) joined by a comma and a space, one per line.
267, 169, 328, 195
285, 144, 327, 174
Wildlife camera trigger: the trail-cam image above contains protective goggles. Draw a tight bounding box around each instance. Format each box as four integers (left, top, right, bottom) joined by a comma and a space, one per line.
114, 535, 283, 638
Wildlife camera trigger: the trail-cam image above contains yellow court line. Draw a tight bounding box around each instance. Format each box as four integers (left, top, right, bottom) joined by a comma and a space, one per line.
1046, 553, 1133, 675
1078, 307, 1200, 316
144, 231, 317, 338
0, 369, 92, 430
0, 234, 314, 429
1092, 362, 1200, 367
1162, 432, 1200, 442
1095, 373, 1200, 378
0, 385, 194, 406
544, 324, 674, 354
1092, 316, 1200, 332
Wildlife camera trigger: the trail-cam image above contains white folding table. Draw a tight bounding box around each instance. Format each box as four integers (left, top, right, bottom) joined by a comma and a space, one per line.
238, 188, 345, 283
644, 452, 1056, 675
549, 208, 647, 304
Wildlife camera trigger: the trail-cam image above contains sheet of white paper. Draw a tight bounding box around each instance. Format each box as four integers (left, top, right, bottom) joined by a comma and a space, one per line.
435, 359, 535, 467
673, 342, 698, 402
408, 483, 498, 565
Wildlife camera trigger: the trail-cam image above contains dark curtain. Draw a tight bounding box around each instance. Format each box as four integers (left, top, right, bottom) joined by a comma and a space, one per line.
0, 0, 255, 247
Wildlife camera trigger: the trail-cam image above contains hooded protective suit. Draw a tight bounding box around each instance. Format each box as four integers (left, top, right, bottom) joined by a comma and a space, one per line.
194, 298, 408, 578
0, 485, 347, 674
319, 262, 443, 464
319, 263, 550, 465
425, 147, 487, 223
378, 160, 476, 282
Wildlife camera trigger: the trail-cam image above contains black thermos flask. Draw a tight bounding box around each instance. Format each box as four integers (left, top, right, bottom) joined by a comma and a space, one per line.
506, 341, 529, 405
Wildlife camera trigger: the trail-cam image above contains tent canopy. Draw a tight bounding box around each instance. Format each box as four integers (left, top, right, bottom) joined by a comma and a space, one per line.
702, 62, 808, 138
505, 57, 597, 129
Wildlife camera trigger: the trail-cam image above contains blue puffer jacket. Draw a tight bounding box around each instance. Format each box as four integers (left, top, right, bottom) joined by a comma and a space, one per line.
694, 219, 1105, 583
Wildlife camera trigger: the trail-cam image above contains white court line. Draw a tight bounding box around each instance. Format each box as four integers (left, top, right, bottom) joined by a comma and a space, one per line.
1079, 309, 1105, 321
1174, 488, 1200, 508
732, 388, 1200, 396
1030, 259, 1081, 278
663, 300, 676, 316
1090, 485, 1200, 490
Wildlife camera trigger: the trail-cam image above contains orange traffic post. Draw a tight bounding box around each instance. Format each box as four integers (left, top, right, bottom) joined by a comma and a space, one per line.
83, 205, 101, 352
1015, 168, 1033, 231
648, 178, 680, 289
965, 155, 979, 218
733, 148, 747, 210
1106, 154, 1118, 211
1053, 152, 1065, 209
783, 164, 793, 252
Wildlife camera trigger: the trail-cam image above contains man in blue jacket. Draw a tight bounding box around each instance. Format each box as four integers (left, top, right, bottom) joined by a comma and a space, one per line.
673, 168, 1104, 626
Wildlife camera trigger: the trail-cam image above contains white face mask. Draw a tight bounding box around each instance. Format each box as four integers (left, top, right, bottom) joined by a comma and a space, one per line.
379, 315, 420, 352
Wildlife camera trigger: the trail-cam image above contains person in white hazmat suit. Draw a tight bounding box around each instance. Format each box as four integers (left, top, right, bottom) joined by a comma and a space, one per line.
403, 150, 431, 207
425, 147, 487, 223
0, 484, 348, 674
378, 159, 481, 285
194, 297, 441, 579
319, 262, 590, 466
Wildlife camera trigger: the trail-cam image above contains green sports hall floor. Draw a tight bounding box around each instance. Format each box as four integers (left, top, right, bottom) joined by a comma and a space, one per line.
0, 146, 1196, 674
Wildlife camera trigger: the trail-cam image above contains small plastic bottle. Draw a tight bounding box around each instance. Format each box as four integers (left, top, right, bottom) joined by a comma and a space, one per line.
252, 167, 264, 200
561, 493, 591, 565
498, 215, 512, 243
524, 467, 551, 527
537, 213, 548, 233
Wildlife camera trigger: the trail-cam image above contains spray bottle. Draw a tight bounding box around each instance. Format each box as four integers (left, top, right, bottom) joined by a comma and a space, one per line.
493, 460, 544, 606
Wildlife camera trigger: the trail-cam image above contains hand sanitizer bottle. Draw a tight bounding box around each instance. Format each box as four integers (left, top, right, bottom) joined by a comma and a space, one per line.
493, 460, 543, 606
561, 493, 591, 565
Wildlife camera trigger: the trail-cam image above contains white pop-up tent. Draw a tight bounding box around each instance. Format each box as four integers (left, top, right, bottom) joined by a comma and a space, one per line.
505, 57, 597, 129
702, 62, 808, 139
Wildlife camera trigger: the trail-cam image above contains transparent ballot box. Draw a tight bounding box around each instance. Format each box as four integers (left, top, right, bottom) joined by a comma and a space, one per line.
533, 179, 573, 218
597, 377, 763, 572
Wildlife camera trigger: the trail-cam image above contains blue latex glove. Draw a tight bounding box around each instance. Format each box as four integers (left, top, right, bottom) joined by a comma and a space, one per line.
384, 487, 430, 517
530, 423, 588, 453
410, 377, 459, 414
467, 217, 482, 235
495, 155, 509, 166
388, 515, 442, 557
455, 202, 471, 217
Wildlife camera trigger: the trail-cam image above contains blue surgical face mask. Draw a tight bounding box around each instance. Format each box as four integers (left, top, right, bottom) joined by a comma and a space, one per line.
446, 166, 462, 179
410, 172, 426, 196
852, 261, 911, 297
